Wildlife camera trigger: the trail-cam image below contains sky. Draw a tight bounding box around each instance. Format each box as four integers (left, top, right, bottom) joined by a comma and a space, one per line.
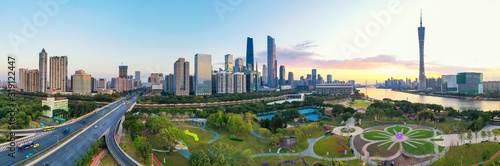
1, 0, 500, 84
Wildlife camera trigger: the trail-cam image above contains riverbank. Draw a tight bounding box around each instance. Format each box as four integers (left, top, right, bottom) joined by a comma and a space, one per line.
393, 89, 500, 101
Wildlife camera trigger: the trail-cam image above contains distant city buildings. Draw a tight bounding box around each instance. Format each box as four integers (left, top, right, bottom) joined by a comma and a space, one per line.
457, 72, 483, 94
225, 54, 233, 72
288, 72, 294, 87
135, 71, 140, 81
279, 65, 285, 86
19, 69, 40, 92
316, 83, 353, 95
441, 75, 458, 93
267, 35, 277, 88
234, 58, 244, 73
174, 58, 190, 96
246, 37, 254, 70
484, 81, 500, 93
195, 54, 212, 95
119, 65, 128, 78
418, 11, 427, 91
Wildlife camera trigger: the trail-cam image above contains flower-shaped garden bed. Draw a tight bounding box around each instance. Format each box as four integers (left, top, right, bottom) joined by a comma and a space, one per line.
352, 125, 446, 165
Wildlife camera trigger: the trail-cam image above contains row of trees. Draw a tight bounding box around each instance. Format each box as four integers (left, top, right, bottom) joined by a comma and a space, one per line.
188, 143, 253, 166
140, 90, 298, 104
457, 129, 498, 144
206, 111, 253, 135
74, 137, 106, 166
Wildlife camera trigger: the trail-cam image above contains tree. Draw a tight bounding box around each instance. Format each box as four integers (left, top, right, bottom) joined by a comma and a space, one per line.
257, 128, 271, 138
487, 130, 493, 142
467, 129, 473, 144
417, 110, 434, 120
15, 112, 30, 127
481, 130, 487, 141
457, 132, 465, 145
130, 119, 145, 141
270, 133, 283, 147
352, 113, 364, 124
146, 116, 173, 134
216, 111, 225, 130
188, 150, 211, 166
342, 112, 351, 122
133, 136, 152, 161
482, 148, 492, 161
247, 120, 253, 132
159, 127, 186, 155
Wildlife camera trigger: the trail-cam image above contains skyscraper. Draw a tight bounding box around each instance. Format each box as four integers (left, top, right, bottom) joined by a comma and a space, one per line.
246, 37, 254, 70
119, 65, 128, 78
234, 58, 244, 72
418, 10, 427, 91
234, 72, 246, 93
135, 71, 140, 81
174, 58, 189, 96
312, 69, 317, 87
288, 72, 294, 87
18, 68, 27, 91
39, 48, 47, 93
327, 74, 332, 84
279, 65, 286, 85
195, 54, 212, 95
262, 64, 267, 86
49, 56, 68, 92
267, 35, 276, 88
225, 54, 233, 72
72, 70, 91, 94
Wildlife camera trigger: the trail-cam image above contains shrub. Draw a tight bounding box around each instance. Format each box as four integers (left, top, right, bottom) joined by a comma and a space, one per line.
229, 135, 243, 141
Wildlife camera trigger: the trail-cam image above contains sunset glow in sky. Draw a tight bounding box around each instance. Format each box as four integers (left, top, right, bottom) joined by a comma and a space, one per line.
1, 0, 499, 84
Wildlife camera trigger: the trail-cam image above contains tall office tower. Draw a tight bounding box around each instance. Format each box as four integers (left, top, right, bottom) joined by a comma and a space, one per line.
327, 74, 332, 84
49, 56, 68, 92
288, 72, 294, 87
90, 77, 98, 93
39, 48, 48, 93
418, 10, 427, 91
246, 37, 254, 70
262, 65, 267, 86
274, 60, 278, 87
119, 65, 128, 78
72, 70, 91, 94
164, 74, 175, 94
225, 54, 233, 72
174, 58, 190, 96
267, 36, 276, 88
195, 54, 212, 95
25, 69, 40, 92
18, 68, 27, 90
318, 74, 324, 84
234, 72, 246, 93
98, 78, 106, 90
234, 58, 244, 72
279, 65, 286, 85
135, 71, 140, 81
312, 69, 317, 87
110, 78, 116, 89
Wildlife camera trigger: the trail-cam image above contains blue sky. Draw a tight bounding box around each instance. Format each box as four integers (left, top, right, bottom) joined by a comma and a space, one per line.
2, 0, 500, 84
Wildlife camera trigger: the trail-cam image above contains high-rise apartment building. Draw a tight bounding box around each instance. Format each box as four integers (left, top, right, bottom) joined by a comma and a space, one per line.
225, 54, 233, 72
119, 65, 128, 78
135, 71, 140, 81
72, 70, 91, 94
234, 72, 246, 93
327, 74, 332, 84
49, 56, 68, 92
18, 68, 27, 91
195, 54, 212, 95
418, 11, 427, 91
25, 69, 39, 92
39, 48, 48, 93
246, 37, 254, 70
174, 58, 190, 96
288, 72, 294, 87
267, 35, 277, 88
98, 78, 106, 90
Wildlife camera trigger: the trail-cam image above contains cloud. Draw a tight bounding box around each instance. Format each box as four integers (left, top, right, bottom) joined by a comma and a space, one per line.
255, 40, 487, 74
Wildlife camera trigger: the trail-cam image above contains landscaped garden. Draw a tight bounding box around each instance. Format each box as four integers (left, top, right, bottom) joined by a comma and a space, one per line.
348, 99, 373, 109
431, 142, 500, 166
313, 135, 354, 158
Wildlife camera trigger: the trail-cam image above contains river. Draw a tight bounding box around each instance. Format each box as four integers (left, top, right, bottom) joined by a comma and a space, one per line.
363, 87, 500, 111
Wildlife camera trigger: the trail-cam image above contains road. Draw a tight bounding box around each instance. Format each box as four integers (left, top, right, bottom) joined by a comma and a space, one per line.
29, 95, 137, 166
0, 95, 131, 166
106, 111, 141, 166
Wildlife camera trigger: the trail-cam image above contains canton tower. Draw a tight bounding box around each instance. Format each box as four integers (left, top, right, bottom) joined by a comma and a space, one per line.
417, 10, 426, 91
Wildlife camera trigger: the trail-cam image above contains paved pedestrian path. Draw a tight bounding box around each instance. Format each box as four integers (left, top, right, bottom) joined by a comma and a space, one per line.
201, 125, 219, 144
251, 129, 269, 139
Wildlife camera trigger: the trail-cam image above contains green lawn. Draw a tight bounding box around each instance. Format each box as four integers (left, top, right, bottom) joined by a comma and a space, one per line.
359, 117, 471, 134
386, 125, 410, 135
211, 127, 308, 154
436, 132, 442, 136
349, 100, 372, 109
363, 131, 392, 140
100, 152, 119, 166
431, 138, 444, 141
402, 140, 435, 155
297, 125, 325, 139
119, 136, 148, 165
152, 152, 189, 166
407, 129, 434, 139
147, 125, 215, 153
379, 141, 397, 151
431, 142, 500, 166
438, 146, 445, 152
254, 155, 364, 166
313, 135, 354, 158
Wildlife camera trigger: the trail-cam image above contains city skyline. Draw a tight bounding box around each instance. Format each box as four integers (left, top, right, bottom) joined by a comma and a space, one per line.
2, 1, 500, 84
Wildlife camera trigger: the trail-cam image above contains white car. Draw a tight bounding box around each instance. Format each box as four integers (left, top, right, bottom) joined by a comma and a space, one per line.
95, 125, 97, 128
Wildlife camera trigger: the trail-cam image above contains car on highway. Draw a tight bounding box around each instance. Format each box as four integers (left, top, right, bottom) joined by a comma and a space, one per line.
33, 143, 39, 148
42, 161, 50, 166
26, 153, 33, 158
62, 127, 70, 133
95, 125, 98, 129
